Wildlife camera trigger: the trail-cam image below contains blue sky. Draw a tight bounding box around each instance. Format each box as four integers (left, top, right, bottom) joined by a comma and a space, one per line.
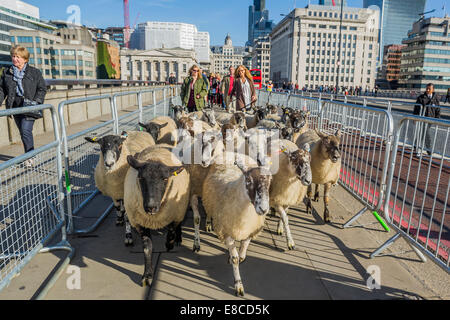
26, 0, 446, 46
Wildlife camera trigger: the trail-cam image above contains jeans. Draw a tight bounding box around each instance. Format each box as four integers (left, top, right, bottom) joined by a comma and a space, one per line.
14, 115, 35, 153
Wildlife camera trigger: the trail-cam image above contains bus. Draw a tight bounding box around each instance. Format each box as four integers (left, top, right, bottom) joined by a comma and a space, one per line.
250, 68, 262, 89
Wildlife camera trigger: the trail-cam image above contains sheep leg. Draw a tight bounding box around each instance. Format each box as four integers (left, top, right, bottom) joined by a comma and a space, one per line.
205, 216, 213, 233
225, 236, 244, 297
239, 238, 252, 263
124, 212, 133, 246
175, 222, 182, 246
276, 214, 284, 235
191, 195, 201, 252
305, 185, 313, 215
114, 199, 124, 226
323, 183, 331, 223
275, 205, 295, 250
165, 222, 177, 251
136, 225, 153, 287
313, 184, 320, 202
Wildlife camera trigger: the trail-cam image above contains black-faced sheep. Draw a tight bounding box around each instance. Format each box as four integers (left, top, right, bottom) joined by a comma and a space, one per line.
139, 116, 178, 146
85, 131, 155, 245
124, 145, 190, 286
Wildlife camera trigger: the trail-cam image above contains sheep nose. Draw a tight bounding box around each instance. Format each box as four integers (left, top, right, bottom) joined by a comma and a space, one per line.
144, 205, 158, 214
105, 161, 114, 168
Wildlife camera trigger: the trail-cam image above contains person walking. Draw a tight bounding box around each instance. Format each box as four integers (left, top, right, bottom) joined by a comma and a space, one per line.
0, 45, 46, 167
220, 66, 236, 113
230, 65, 257, 111
444, 87, 450, 104
180, 65, 208, 112
414, 83, 441, 155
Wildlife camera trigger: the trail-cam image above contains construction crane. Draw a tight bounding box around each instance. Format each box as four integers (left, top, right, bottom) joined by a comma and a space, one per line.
124, 0, 130, 48
418, 9, 436, 21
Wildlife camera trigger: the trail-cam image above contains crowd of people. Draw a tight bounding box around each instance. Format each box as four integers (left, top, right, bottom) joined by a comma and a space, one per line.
180, 64, 257, 113
269, 81, 380, 97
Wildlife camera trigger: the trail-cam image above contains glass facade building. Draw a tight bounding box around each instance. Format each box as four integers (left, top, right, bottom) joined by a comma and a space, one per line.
363, 0, 426, 61
247, 0, 274, 47
319, 0, 347, 6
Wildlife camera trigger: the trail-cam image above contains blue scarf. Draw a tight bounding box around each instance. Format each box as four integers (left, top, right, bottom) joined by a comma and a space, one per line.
12, 63, 27, 97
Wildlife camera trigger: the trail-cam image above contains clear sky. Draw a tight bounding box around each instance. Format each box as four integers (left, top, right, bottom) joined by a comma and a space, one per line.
26, 0, 446, 46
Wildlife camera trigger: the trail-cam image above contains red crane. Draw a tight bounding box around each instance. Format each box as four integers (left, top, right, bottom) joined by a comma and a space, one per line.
123, 0, 130, 48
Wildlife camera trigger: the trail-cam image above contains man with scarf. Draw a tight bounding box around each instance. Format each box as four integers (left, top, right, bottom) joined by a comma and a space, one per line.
0, 46, 46, 166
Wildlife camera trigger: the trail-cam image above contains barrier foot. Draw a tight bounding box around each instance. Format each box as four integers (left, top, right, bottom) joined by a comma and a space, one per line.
407, 241, 427, 263
370, 233, 400, 258
343, 207, 367, 228
34, 241, 75, 300
70, 202, 114, 235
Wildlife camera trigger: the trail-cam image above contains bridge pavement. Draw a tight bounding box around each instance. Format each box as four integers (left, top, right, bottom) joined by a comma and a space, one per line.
0, 104, 448, 301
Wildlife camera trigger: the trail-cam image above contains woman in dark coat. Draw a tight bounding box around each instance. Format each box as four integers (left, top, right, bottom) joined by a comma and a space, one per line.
0, 45, 47, 166
230, 65, 257, 111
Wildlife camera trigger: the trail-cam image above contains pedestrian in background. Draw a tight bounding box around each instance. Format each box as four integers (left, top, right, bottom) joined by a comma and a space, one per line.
221, 66, 235, 113
444, 87, 450, 103
414, 83, 441, 155
180, 65, 208, 112
0, 45, 46, 167
230, 65, 257, 111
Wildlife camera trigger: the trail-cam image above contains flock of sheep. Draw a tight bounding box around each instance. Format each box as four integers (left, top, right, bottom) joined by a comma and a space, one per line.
84, 102, 342, 297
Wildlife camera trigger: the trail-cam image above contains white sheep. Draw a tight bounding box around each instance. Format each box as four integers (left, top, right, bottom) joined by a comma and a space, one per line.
202, 155, 272, 296
85, 131, 155, 245
123, 144, 191, 286
268, 139, 312, 249
295, 129, 342, 223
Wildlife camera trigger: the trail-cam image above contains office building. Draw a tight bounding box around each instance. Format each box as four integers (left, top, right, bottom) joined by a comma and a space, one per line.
0, 0, 56, 67
247, 0, 274, 46
270, 5, 380, 89
104, 27, 126, 48
319, 0, 347, 6
132, 22, 210, 64
399, 17, 450, 94
210, 34, 244, 75
120, 47, 197, 83
363, 0, 426, 60
377, 44, 405, 88
10, 29, 96, 79
251, 35, 271, 84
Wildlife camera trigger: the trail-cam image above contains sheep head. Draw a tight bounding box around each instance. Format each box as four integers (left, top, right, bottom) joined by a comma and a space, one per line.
172, 105, 186, 121
201, 130, 222, 167
231, 112, 247, 131
267, 104, 278, 114
286, 143, 312, 186
315, 129, 342, 163
202, 108, 217, 127
242, 166, 272, 216
85, 134, 127, 171
255, 106, 267, 122
127, 155, 185, 215
139, 122, 168, 142
289, 111, 309, 133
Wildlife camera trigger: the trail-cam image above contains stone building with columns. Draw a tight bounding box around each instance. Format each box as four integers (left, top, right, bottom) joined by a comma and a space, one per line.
120, 47, 198, 83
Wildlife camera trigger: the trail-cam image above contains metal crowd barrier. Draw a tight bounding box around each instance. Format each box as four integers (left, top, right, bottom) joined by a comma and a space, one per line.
372, 116, 450, 272
58, 95, 117, 235
319, 100, 394, 230
0, 104, 74, 297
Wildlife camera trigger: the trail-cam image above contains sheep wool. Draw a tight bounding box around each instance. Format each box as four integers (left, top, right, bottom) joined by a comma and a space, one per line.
123, 145, 190, 230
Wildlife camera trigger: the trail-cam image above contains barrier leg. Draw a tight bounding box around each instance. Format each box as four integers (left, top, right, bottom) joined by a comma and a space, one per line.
370, 232, 400, 258
343, 207, 367, 228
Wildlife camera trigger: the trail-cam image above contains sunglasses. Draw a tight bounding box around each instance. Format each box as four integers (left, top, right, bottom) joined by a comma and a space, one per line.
192, 69, 199, 72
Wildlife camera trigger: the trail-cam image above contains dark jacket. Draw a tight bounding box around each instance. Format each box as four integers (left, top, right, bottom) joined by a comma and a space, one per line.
414, 92, 440, 118
230, 77, 256, 110
0, 64, 46, 109
168, 76, 177, 85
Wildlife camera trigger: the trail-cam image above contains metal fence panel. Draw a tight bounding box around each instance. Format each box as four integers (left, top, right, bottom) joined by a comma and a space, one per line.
376, 116, 450, 271
0, 104, 73, 296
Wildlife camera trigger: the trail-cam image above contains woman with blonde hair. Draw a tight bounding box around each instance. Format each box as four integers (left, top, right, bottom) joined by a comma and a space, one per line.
180, 64, 208, 112
0, 45, 46, 166
230, 65, 257, 111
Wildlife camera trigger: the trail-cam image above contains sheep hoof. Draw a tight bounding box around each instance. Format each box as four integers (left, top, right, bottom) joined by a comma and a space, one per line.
239, 256, 246, 263
124, 234, 133, 246
277, 228, 284, 236
115, 217, 124, 226
324, 210, 331, 223
141, 276, 153, 287
313, 194, 319, 202
287, 243, 295, 250
193, 244, 200, 252
205, 224, 213, 233
235, 281, 245, 297
165, 241, 175, 252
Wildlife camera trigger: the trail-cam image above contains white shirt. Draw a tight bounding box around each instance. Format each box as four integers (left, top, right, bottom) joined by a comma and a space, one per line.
241, 78, 251, 108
